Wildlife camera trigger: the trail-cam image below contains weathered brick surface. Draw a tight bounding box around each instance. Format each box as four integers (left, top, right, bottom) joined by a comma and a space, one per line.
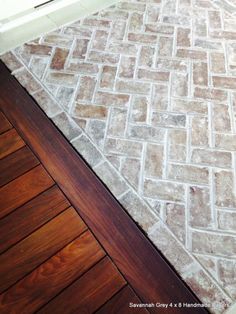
50, 48, 69, 70
10, 0, 236, 310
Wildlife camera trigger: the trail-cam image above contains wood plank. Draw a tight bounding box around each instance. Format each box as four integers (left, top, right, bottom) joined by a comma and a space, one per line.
0, 146, 39, 187
0, 111, 12, 134
0, 231, 105, 314
0, 207, 86, 293
38, 257, 126, 314
96, 286, 149, 314
0, 128, 25, 159
0, 62, 207, 312
0, 165, 54, 219
0, 185, 70, 254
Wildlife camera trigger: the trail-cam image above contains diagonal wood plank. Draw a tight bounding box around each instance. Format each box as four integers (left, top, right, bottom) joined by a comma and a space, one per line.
0, 128, 25, 159
0, 231, 105, 314
96, 286, 149, 314
38, 257, 126, 314
0, 111, 12, 134
0, 207, 87, 293
0, 165, 54, 219
0, 146, 39, 187
0, 185, 70, 254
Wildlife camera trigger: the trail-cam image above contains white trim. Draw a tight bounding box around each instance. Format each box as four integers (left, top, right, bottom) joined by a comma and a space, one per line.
0, 0, 82, 33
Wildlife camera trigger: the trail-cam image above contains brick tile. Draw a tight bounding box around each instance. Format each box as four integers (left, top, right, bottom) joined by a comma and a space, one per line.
192, 230, 236, 257
146, 5, 160, 23
169, 144, 186, 162
116, 79, 150, 94
121, 157, 141, 189
83, 18, 111, 28
43, 33, 73, 47
210, 52, 226, 73
176, 49, 207, 60
50, 48, 69, 70
108, 107, 128, 136
119, 190, 158, 232
177, 27, 191, 47
117, 1, 146, 11
64, 26, 92, 37
108, 42, 138, 55
95, 92, 130, 107
73, 39, 89, 59
145, 143, 164, 177
76, 76, 97, 101
72, 135, 103, 168
52, 112, 81, 141
169, 129, 187, 145
214, 170, 236, 208
165, 203, 185, 243
86, 120, 106, 146
171, 73, 188, 97
192, 148, 232, 168
46, 72, 78, 87
194, 87, 227, 101
110, 20, 126, 41
218, 211, 236, 232
33, 89, 62, 117
156, 58, 188, 72
105, 138, 143, 157
189, 186, 212, 227
213, 103, 232, 132
92, 30, 109, 50
168, 163, 209, 184
131, 96, 148, 122
14, 69, 41, 94
171, 99, 208, 114
144, 179, 185, 202
138, 69, 170, 82
158, 36, 173, 56
152, 112, 186, 128
119, 56, 136, 78
129, 12, 144, 32
193, 62, 208, 86
24, 43, 52, 56
73, 104, 108, 119
67, 62, 99, 74
212, 76, 236, 90
88, 51, 119, 64
191, 116, 209, 147
145, 24, 174, 35
128, 33, 157, 44
152, 84, 168, 110
100, 65, 117, 89
128, 125, 165, 143
139, 46, 155, 67
215, 134, 236, 151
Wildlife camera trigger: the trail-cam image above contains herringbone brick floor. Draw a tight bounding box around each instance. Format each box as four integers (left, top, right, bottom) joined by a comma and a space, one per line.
1, 0, 236, 312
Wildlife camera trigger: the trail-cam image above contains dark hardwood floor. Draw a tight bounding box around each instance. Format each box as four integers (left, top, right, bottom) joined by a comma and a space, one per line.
0, 61, 208, 313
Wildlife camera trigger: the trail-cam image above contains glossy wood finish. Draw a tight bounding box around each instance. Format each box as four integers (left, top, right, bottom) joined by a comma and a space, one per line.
0, 111, 12, 134
0, 207, 86, 293
0, 232, 105, 313
0, 186, 70, 253
0, 61, 208, 313
0, 108, 129, 314
0, 165, 54, 219
0, 128, 25, 159
38, 257, 126, 314
0, 146, 39, 187
97, 286, 149, 314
